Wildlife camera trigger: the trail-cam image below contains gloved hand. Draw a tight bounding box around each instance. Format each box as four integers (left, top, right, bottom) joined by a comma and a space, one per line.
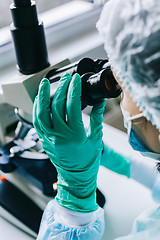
33, 73, 106, 212
100, 144, 160, 202
100, 144, 131, 178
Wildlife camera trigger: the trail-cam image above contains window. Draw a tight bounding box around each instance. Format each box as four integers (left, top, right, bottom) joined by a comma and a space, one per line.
0, 1, 68, 28
0, 0, 95, 29
0, 0, 105, 70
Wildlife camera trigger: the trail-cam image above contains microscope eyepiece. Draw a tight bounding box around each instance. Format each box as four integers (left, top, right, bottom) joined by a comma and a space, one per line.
81, 68, 121, 108
45, 57, 101, 83
45, 58, 122, 110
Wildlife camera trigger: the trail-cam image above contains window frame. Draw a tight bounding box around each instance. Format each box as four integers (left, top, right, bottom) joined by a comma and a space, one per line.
0, 1, 103, 70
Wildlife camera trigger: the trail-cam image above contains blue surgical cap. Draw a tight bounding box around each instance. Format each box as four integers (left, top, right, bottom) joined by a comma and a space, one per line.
97, 0, 160, 132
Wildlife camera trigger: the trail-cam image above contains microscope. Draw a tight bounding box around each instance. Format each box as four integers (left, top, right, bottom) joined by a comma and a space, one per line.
0, 0, 121, 237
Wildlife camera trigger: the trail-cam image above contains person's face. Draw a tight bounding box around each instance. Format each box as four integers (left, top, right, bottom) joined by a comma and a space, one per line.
112, 69, 160, 154
112, 70, 142, 116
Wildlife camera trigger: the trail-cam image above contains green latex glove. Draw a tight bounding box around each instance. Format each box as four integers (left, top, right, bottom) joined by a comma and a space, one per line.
33, 73, 106, 212
100, 144, 131, 178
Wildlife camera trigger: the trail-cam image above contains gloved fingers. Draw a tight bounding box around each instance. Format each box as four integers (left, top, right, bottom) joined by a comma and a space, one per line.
88, 100, 106, 143
66, 73, 86, 142
33, 96, 64, 156
33, 88, 63, 143
33, 96, 47, 140
36, 78, 54, 135
51, 73, 73, 136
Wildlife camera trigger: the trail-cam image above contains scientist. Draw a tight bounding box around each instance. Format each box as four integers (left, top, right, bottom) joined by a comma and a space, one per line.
33, 0, 160, 239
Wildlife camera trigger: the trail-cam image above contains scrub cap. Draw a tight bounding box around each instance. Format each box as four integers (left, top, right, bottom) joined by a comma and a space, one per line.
97, 0, 160, 132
